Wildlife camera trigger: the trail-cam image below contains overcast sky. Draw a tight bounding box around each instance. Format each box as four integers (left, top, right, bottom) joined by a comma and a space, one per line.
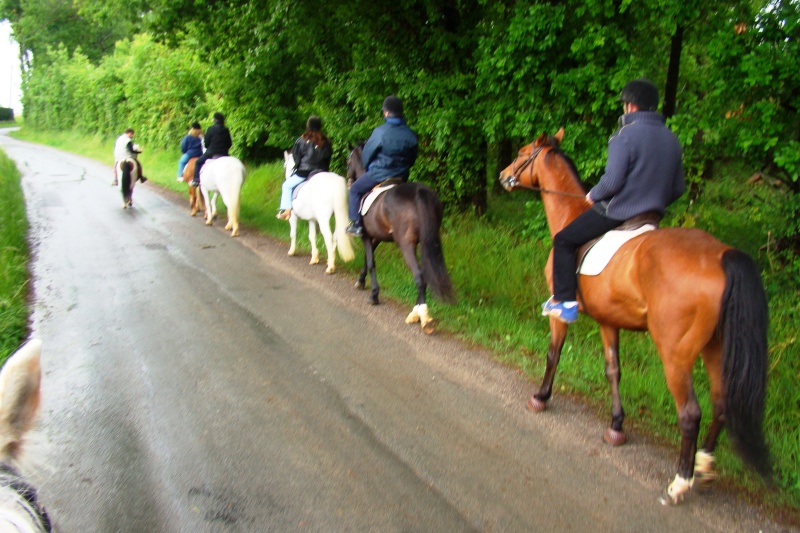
1, 20, 22, 114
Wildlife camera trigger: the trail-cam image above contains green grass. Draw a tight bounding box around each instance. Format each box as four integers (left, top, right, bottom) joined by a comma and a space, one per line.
0, 149, 31, 364
7, 127, 800, 518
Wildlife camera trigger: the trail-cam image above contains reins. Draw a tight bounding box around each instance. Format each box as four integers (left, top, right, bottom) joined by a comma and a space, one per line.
508, 145, 586, 199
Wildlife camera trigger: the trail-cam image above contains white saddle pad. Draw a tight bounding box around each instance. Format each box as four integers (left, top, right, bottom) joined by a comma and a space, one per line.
360, 183, 398, 215
579, 225, 656, 276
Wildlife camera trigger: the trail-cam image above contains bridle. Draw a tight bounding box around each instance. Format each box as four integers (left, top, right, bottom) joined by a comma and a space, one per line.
0, 463, 52, 532
501, 145, 586, 199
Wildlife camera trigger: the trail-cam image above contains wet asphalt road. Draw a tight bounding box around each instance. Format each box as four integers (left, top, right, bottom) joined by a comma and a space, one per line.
0, 129, 793, 532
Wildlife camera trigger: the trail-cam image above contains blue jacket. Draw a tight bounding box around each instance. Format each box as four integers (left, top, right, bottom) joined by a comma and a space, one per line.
362, 117, 418, 182
180, 134, 203, 158
588, 111, 685, 220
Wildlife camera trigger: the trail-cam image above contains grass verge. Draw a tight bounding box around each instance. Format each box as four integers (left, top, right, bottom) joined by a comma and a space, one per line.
0, 148, 31, 364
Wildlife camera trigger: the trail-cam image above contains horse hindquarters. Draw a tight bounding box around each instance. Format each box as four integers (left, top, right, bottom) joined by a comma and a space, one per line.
120, 161, 134, 208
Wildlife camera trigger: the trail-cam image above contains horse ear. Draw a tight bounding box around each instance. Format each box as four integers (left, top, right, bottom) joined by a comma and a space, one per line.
554, 127, 565, 143
0, 339, 42, 457
534, 133, 548, 147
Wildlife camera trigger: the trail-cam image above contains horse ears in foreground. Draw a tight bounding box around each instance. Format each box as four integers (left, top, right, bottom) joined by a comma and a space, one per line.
554, 127, 565, 143
0, 339, 42, 460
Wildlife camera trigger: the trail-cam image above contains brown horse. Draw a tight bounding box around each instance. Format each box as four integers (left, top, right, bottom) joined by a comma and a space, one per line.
346, 144, 455, 333
182, 157, 205, 216
499, 129, 770, 505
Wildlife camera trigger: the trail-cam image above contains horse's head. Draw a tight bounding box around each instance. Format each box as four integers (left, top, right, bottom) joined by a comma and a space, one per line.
0, 339, 52, 532
346, 143, 366, 188
283, 150, 295, 181
499, 128, 564, 191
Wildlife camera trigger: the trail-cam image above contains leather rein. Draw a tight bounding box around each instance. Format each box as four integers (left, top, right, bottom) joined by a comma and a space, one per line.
502, 146, 586, 199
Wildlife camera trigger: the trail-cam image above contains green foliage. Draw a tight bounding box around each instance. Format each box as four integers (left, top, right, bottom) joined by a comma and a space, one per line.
0, 149, 30, 363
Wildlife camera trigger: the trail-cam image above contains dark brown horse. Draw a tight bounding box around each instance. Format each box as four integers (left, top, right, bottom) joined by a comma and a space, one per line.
499, 129, 770, 505
346, 144, 455, 333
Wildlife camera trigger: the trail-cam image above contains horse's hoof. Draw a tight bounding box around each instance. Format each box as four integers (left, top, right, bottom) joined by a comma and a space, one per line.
369, 297, 379, 306
325, 267, 335, 275
603, 427, 627, 446
421, 319, 437, 335
309, 258, 320, 265
527, 395, 547, 412
355, 281, 365, 290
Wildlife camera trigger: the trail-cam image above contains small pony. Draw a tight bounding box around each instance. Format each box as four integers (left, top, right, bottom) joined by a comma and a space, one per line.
198, 156, 246, 237
115, 159, 139, 209
281, 152, 355, 274
0, 339, 52, 532
181, 157, 205, 217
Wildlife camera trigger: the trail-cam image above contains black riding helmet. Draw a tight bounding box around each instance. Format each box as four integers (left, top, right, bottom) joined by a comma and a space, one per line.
619, 79, 659, 111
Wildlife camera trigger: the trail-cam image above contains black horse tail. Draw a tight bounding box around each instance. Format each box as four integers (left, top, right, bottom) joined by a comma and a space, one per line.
416, 186, 455, 304
720, 249, 771, 479
120, 161, 133, 198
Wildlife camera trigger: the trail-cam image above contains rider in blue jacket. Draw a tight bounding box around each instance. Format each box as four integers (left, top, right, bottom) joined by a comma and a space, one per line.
542, 79, 685, 324
346, 96, 418, 237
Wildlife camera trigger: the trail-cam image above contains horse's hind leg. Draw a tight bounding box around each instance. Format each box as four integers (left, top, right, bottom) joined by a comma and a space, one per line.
398, 242, 435, 334
317, 217, 336, 274
660, 356, 702, 506
695, 338, 724, 488
528, 320, 568, 412
600, 325, 626, 446
309, 220, 321, 267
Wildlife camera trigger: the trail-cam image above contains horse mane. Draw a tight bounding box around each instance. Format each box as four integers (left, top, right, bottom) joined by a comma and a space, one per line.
543, 135, 587, 192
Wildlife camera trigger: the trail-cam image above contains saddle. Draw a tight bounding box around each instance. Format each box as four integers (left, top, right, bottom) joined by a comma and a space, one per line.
577, 211, 661, 276
359, 178, 405, 215
291, 170, 329, 201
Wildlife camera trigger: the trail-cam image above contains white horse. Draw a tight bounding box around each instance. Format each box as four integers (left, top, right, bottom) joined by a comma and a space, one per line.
0, 339, 52, 532
199, 156, 247, 237
115, 158, 139, 209
282, 152, 355, 274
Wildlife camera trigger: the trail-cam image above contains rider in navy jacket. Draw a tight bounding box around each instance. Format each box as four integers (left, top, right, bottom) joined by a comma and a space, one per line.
542, 79, 685, 324
346, 95, 418, 236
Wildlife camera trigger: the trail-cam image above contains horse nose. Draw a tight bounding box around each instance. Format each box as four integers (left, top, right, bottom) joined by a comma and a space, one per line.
498, 172, 516, 190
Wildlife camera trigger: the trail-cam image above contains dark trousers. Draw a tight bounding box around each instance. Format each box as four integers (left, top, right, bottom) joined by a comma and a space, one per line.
552, 208, 623, 301
348, 172, 385, 222
194, 152, 223, 181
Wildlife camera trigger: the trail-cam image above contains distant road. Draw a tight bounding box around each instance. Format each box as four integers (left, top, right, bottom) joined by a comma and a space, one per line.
0, 129, 792, 532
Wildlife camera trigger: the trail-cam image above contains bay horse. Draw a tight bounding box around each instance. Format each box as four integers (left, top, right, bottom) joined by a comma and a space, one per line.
346, 144, 455, 334
115, 159, 139, 209
499, 129, 770, 505
198, 156, 246, 237
182, 157, 205, 216
281, 152, 355, 274
0, 339, 53, 532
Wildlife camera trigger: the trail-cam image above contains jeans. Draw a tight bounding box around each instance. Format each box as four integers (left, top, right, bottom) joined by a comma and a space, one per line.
279, 174, 307, 210
552, 207, 623, 301
177, 153, 190, 178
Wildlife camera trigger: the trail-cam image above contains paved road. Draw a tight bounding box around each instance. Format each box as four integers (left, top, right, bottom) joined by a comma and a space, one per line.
1, 130, 793, 532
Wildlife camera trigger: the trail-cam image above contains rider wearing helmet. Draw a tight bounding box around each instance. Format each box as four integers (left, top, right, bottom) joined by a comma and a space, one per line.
542, 78, 685, 324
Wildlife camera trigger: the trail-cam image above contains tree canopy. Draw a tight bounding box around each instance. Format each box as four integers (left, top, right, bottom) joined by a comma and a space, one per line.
3, 0, 799, 248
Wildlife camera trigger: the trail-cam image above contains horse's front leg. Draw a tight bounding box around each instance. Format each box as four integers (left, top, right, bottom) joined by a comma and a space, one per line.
528, 319, 569, 412
308, 220, 321, 266
204, 191, 215, 225
288, 216, 298, 256
364, 239, 379, 305
600, 325, 626, 446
